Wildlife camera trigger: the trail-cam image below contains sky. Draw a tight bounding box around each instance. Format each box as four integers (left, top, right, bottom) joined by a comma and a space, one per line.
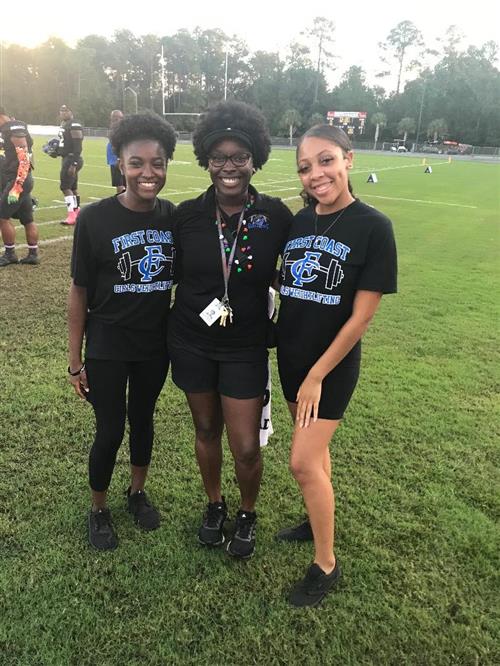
1, 0, 499, 91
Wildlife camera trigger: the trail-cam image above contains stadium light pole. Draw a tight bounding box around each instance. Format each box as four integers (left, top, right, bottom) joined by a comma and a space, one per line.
161, 45, 166, 116
224, 50, 229, 100
415, 76, 428, 150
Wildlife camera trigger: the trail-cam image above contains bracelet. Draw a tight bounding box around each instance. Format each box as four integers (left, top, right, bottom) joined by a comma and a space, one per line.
68, 364, 85, 376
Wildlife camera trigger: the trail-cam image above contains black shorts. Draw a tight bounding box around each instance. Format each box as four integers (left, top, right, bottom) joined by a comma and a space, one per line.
110, 164, 125, 188
278, 353, 360, 420
0, 175, 34, 224
168, 333, 268, 399
60, 155, 83, 191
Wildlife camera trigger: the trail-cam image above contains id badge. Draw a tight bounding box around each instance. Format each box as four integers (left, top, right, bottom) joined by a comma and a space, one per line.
199, 298, 223, 326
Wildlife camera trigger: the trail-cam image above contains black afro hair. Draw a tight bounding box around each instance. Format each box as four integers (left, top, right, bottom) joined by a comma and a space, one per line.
111, 112, 177, 160
193, 101, 271, 170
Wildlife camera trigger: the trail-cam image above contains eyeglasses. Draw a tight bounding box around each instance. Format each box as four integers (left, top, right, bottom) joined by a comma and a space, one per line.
208, 152, 252, 168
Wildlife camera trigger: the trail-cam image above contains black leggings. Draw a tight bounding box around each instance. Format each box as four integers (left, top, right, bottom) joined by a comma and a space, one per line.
85, 357, 169, 492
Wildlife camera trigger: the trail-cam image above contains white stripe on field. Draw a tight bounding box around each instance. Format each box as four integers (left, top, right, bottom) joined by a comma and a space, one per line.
357, 193, 477, 208
281, 193, 477, 209
353, 160, 450, 174
37, 176, 114, 190
16, 235, 73, 250
14, 219, 63, 230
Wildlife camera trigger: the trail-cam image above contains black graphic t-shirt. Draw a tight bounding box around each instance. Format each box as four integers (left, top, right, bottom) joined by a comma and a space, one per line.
170, 184, 293, 350
0, 119, 33, 181
277, 199, 397, 370
71, 196, 176, 361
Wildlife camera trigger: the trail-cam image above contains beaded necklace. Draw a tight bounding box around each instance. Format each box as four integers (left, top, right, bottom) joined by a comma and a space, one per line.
215, 196, 254, 326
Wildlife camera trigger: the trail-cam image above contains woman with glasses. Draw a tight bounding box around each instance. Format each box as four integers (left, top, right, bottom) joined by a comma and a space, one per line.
168, 101, 292, 559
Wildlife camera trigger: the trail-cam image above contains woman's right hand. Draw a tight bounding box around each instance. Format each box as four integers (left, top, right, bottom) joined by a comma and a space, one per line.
68, 366, 89, 400
296, 373, 323, 428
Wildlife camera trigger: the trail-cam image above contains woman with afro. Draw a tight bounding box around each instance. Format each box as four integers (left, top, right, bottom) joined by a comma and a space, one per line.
67, 112, 177, 551
169, 101, 293, 559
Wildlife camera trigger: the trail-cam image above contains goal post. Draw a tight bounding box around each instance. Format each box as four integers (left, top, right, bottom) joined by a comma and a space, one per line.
162, 112, 202, 133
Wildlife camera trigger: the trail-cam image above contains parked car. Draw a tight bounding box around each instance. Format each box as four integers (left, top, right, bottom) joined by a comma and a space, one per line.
421, 140, 473, 155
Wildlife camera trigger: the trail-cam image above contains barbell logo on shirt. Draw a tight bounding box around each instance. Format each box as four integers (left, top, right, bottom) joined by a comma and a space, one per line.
117, 245, 174, 282
283, 251, 344, 290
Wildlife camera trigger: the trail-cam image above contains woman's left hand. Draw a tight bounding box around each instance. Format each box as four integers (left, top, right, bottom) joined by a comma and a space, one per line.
296, 374, 322, 428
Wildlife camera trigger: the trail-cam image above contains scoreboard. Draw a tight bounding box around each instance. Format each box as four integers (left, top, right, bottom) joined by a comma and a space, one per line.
327, 111, 367, 136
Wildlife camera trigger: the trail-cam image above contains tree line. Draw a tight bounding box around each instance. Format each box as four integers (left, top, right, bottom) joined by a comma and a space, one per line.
0, 19, 498, 146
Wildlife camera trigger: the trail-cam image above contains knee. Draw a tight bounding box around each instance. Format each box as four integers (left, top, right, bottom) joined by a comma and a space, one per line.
289, 456, 315, 485
195, 424, 222, 446
234, 442, 261, 469
95, 422, 126, 451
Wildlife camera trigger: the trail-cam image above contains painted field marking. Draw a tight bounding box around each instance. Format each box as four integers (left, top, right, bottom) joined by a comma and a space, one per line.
358, 193, 477, 209
14, 219, 62, 229
37, 176, 114, 190
353, 160, 450, 174
279, 194, 477, 209
16, 235, 73, 250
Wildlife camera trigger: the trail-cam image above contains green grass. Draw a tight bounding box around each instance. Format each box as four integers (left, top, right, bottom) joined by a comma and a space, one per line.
0, 139, 499, 665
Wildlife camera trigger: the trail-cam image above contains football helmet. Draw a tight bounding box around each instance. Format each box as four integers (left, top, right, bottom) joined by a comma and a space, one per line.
42, 138, 61, 158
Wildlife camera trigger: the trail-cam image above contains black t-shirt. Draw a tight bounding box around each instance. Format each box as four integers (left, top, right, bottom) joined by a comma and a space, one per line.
277, 199, 397, 369
169, 184, 293, 350
58, 119, 83, 157
71, 196, 176, 361
0, 119, 33, 181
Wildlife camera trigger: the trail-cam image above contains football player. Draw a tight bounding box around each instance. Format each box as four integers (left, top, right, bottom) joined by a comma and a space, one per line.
0, 107, 39, 266
58, 104, 84, 226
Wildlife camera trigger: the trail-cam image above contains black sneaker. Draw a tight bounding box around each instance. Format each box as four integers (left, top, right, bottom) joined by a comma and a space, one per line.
126, 487, 160, 531
288, 560, 341, 607
19, 254, 40, 265
88, 508, 118, 551
276, 519, 313, 542
227, 509, 257, 559
0, 252, 18, 267
198, 497, 228, 546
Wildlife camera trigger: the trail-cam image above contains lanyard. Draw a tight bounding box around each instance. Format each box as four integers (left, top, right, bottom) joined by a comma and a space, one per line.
215, 203, 247, 307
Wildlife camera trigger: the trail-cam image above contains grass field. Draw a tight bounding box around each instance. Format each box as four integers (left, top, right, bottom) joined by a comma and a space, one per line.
0, 138, 499, 665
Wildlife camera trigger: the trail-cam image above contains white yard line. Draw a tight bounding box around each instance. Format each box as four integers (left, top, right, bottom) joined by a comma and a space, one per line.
37, 176, 114, 190
357, 193, 477, 208
280, 193, 477, 209
14, 218, 68, 229
353, 160, 450, 174
16, 235, 73, 250
33, 204, 66, 210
